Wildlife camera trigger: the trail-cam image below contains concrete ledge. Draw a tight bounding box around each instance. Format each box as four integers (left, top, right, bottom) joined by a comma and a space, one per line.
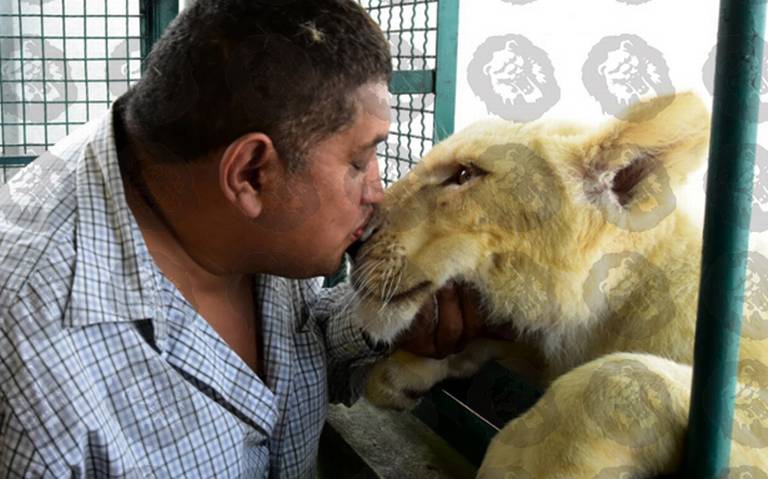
321, 399, 477, 479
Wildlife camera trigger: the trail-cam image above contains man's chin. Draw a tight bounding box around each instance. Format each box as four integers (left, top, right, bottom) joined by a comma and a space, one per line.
322, 254, 348, 279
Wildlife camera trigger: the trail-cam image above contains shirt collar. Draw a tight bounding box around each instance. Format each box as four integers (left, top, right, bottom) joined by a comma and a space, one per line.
62, 104, 327, 335
64, 104, 160, 327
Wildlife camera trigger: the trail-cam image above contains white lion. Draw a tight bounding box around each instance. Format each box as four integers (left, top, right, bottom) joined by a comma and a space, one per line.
349, 93, 768, 478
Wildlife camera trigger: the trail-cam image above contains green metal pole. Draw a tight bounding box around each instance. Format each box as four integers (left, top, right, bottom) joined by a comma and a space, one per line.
389, 70, 436, 95
684, 1, 766, 477
433, 0, 459, 143
139, 0, 180, 67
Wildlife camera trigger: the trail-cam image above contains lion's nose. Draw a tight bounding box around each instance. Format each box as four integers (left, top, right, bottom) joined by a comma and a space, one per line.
348, 210, 384, 265
361, 210, 383, 242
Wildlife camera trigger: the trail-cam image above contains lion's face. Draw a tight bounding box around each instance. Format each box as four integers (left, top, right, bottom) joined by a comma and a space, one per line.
350, 119, 575, 341
351, 93, 709, 342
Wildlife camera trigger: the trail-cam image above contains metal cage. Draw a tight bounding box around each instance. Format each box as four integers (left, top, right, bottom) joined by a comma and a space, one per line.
0, 0, 145, 171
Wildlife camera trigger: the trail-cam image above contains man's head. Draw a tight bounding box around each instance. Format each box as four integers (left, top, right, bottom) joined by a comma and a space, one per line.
124, 0, 392, 170
118, 0, 392, 279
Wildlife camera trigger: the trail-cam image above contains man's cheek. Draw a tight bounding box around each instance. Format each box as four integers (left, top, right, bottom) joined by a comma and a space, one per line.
343, 170, 365, 204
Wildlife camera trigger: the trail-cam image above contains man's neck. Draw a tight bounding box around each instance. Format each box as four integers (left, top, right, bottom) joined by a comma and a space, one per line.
113, 100, 246, 293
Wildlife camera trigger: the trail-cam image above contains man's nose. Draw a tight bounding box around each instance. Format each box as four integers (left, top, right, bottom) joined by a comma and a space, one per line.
363, 165, 385, 205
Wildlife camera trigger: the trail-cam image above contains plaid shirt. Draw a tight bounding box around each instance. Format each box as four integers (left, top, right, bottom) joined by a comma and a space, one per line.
0, 108, 385, 478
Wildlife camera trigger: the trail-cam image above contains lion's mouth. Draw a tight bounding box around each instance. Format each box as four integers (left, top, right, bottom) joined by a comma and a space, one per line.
387, 281, 432, 304
354, 279, 432, 305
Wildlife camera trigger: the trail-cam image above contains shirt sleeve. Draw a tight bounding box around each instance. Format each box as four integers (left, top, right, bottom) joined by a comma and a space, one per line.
300, 278, 392, 406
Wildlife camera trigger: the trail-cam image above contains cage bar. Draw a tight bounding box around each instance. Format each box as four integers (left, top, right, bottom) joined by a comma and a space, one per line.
684, 1, 767, 477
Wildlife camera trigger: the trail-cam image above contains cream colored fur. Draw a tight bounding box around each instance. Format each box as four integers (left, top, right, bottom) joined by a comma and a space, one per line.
349, 93, 768, 478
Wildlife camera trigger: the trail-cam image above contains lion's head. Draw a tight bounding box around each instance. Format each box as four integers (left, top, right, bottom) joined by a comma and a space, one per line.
350, 93, 709, 343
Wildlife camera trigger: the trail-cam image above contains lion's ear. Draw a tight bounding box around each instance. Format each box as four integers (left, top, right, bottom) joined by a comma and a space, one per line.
582, 92, 710, 208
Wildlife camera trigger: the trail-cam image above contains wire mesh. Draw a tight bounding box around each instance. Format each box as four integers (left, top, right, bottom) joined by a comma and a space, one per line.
0, 0, 142, 168
0, 0, 439, 188
360, 0, 438, 187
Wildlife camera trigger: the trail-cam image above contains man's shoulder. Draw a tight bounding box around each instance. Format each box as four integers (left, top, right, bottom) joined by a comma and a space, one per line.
0, 152, 79, 309
0, 118, 107, 306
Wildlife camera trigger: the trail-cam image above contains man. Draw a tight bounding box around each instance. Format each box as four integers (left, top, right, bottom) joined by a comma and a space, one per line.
0, 0, 483, 476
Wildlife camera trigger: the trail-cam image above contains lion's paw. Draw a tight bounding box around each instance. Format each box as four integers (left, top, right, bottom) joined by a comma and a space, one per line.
364, 350, 450, 411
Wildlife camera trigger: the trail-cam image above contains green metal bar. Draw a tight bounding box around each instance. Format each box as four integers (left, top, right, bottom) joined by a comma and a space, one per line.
389, 70, 435, 95
433, 0, 459, 143
684, 1, 766, 477
139, 0, 178, 64
0, 156, 35, 166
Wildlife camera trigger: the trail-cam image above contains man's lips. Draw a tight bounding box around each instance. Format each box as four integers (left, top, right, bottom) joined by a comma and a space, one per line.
351, 213, 375, 241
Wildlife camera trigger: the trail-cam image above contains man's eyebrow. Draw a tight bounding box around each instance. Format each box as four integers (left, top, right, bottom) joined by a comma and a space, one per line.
356, 134, 389, 153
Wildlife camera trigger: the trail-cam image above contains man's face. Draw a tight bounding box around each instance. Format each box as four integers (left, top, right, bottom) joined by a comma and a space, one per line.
256, 82, 390, 277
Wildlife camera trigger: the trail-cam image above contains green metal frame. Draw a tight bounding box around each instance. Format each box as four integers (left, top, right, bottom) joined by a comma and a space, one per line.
684, 1, 766, 477
432, 0, 458, 143
139, 0, 178, 67
0, 0, 151, 160
0, 0, 176, 162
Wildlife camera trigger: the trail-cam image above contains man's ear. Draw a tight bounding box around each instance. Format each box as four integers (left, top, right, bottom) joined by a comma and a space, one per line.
219, 132, 280, 220
581, 92, 710, 210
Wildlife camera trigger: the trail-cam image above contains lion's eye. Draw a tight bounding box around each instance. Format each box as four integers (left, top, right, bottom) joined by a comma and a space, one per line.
443, 164, 475, 186
440, 162, 485, 187
456, 166, 473, 185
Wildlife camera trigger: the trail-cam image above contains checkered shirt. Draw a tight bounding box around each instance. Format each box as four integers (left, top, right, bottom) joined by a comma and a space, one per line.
0, 108, 386, 478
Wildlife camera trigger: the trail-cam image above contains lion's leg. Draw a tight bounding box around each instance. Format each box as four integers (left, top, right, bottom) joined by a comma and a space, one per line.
478, 352, 692, 479
364, 339, 512, 410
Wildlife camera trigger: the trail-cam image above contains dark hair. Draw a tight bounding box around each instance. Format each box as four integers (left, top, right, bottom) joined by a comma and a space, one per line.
124, 0, 392, 171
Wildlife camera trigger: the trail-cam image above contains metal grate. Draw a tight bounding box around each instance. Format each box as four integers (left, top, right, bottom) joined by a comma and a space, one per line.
0, 0, 142, 163
323, 0, 456, 288
361, 0, 441, 187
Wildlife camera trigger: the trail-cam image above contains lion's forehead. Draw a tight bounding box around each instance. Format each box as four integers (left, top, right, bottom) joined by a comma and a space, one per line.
386, 119, 590, 203
423, 139, 569, 176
